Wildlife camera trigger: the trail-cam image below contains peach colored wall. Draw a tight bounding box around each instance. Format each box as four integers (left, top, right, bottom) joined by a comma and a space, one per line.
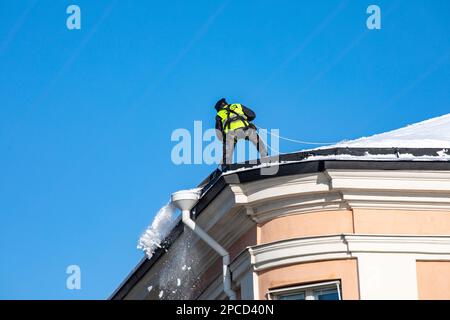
258, 259, 359, 300
257, 209, 450, 245
353, 209, 450, 235
417, 260, 450, 300
257, 210, 354, 244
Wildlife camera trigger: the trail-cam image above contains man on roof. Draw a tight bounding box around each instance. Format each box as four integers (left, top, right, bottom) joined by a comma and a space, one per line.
214, 98, 268, 169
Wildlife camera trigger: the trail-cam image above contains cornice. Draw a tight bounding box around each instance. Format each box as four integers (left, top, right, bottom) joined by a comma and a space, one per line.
220, 170, 450, 223
249, 234, 450, 271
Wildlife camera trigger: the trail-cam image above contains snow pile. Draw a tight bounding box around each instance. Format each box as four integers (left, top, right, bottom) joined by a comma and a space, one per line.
137, 202, 177, 259
137, 187, 203, 260
173, 187, 203, 197
329, 113, 450, 148
306, 152, 450, 162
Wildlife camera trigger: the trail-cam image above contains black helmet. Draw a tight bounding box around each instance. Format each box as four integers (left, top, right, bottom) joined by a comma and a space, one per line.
214, 98, 227, 111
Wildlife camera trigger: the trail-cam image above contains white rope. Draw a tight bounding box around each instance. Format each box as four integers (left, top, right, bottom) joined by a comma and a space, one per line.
257, 133, 284, 156
255, 124, 337, 146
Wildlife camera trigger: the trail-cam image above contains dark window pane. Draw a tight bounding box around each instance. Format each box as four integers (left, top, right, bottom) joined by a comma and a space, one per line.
278, 292, 305, 300
317, 292, 339, 300
314, 288, 339, 300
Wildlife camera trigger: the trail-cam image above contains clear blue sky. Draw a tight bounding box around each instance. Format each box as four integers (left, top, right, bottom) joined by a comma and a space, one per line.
1, 0, 449, 299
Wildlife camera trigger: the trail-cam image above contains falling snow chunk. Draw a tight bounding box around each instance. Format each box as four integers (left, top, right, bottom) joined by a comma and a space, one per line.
177, 279, 181, 286
182, 265, 187, 271
137, 203, 177, 259
147, 285, 153, 292
159, 290, 164, 298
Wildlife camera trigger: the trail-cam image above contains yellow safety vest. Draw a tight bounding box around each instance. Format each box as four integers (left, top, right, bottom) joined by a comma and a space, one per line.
216, 104, 250, 133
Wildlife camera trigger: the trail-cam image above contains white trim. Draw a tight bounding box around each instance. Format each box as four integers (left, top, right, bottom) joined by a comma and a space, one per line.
268, 280, 340, 294
229, 250, 252, 282
249, 192, 349, 223
326, 170, 450, 192
250, 235, 350, 271
268, 281, 341, 300
252, 271, 260, 300
223, 170, 450, 223
250, 234, 450, 271
337, 282, 341, 300
241, 173, 331, 204
356, 253, 418, 299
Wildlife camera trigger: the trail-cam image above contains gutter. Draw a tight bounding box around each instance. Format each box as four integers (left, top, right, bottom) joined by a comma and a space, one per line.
171, 189, 236, 300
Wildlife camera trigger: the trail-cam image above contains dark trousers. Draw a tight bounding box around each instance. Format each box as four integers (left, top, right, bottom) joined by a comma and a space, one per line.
222, 128, 268, 165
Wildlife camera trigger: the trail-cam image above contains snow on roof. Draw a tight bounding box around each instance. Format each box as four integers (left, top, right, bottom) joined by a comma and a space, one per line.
220, 114, 450, 176
328, 113, 450, 149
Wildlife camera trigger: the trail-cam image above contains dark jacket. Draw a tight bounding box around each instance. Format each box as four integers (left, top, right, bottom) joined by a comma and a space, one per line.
215, 104, 256, 141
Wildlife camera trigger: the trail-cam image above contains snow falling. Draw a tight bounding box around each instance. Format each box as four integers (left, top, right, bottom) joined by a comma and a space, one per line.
137, 202, 177, 259
137, 187, 204, 299
144, 230, 201, 300
156, 230, 201, 299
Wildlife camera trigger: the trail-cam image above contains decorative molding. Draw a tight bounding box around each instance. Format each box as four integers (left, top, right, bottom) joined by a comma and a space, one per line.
345, 234, 450, 254
243, 173, 330, 204
249, 192, 349, 223
342, 190, 450, 211
326, 170, 450, 192
224, 170, 450, 220
230, 250, 252, 282
249, 234, 450, 271
229, 184, 248, 204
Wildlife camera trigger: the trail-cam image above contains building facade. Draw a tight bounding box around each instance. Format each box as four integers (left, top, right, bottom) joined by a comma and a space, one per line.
111, 149, 450, 300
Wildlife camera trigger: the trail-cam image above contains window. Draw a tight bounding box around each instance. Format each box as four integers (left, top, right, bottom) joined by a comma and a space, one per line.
268, 281, 341, 300
278, 292, 305, 300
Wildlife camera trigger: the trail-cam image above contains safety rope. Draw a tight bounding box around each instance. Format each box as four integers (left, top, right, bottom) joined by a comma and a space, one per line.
258, 134, 282, 155
255, 124, 337, 146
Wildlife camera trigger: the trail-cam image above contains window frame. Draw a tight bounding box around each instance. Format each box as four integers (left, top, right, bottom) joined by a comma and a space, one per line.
267, 280, 342, 301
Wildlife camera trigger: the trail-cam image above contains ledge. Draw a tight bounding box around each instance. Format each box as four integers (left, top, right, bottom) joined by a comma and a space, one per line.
249, 234, 450, 271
